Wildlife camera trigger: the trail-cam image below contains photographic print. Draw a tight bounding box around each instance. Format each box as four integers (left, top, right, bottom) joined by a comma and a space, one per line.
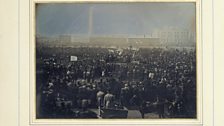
35, 2, 197, 119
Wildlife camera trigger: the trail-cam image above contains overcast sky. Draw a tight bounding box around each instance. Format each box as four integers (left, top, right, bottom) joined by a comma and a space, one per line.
36, 3, 195, 37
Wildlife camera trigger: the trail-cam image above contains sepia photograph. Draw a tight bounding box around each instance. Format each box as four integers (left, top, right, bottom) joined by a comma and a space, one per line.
35, 2, 197, 119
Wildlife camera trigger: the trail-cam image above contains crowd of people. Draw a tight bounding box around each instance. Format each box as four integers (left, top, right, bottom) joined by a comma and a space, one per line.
36, 46, 196, 118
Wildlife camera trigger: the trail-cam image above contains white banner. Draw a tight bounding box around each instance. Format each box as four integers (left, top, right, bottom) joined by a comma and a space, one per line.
70, 56, 78, 61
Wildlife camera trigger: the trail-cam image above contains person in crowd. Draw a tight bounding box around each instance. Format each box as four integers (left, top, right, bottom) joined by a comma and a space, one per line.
96, 90, 105, 116
104, 90, 115, 109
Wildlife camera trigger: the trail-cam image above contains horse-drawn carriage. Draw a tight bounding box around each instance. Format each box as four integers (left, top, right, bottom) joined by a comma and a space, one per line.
139, 99, 184, 118
100, 107, 128, 118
